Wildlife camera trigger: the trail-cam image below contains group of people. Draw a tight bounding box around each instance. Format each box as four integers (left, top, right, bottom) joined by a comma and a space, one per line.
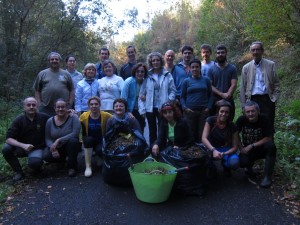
2, 41, 280, 193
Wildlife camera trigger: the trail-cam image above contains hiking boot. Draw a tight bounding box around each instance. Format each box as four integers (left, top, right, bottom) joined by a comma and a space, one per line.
260, 176, 272, 188
13, 172, 24, 181
68, 169, 76, 177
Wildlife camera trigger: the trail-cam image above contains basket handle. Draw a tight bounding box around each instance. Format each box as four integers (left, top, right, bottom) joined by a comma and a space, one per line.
143, 156, 157, 162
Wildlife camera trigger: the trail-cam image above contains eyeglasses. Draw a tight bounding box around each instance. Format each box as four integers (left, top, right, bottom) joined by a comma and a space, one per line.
161, 103, 172, 108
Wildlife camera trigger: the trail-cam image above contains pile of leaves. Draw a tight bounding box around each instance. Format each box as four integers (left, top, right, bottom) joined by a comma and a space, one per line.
180, 145, 207, 159
105, 135, 135, 152
143, 167, 168, 175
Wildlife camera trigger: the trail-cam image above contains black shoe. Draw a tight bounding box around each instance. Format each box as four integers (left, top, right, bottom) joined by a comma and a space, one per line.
260, 176, 271, 188
13, 172, 24, 181
68, 169, 76, 177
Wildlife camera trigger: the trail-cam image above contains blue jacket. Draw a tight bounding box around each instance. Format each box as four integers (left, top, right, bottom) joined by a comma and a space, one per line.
121, 77, 146, 112
75, 79, 99, 112
172, 62, 192, 97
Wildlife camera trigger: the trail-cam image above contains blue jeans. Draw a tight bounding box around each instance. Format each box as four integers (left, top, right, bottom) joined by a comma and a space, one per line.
217, 146, 239, 169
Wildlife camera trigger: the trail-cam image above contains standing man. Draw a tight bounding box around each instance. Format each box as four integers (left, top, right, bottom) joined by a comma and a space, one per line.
2, 97, 49, 181
172, 45, 193, 100
34, 52, 74, 116
164, 49, 175, 74
236, 101, 277, 188
200, 44, 214, 77
208, 44, 237, 119
240, 41, 280, 132
95, 47, 117, 79
120, 45, 137, 80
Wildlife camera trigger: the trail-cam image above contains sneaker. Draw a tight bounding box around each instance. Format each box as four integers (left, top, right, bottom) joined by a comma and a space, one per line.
68, 169, 76, 177
13, 172, 24, 181
260, 176, 272, 188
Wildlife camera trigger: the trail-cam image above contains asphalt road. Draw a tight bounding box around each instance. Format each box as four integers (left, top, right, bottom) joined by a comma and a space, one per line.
0, 159, 299, 225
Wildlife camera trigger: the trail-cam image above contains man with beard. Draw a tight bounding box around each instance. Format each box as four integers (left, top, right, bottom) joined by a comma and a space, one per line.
240, 41, 280, 133
164, 49, 176, 74
2, 97, 50, 181
208, 45, 237, 119
200, 44, 214, 77
172, 45, 194, 100
120, 45, 137, 80
34, 52, 74, 116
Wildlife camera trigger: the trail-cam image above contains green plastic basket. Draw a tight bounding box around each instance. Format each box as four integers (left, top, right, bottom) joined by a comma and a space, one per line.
129, 157, 177, 203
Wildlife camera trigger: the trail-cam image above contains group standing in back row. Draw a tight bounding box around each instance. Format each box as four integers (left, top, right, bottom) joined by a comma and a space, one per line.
2, 41, 280, 189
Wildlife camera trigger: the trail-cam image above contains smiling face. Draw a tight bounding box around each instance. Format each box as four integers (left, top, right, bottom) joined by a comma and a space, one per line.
126, 47, 136, 62
54, 100, 67, 117
24, 97, 37, 117
135, 65, 145, 82
218, 106, 230, 122
104, 63, 114, 77
85, 66, 96, 79
89, 99, 100, 113
113, 101, 126, 116
49, 54, 61, 71
66, 57, 76, 71
182, 49, 193, 65
99, 50, 109, 62
191, 62, 201, 78
164, 50, 175, 65
151, 56, 161, 71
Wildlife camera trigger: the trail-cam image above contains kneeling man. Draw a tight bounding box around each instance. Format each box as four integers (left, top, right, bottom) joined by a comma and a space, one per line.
236, 100, 276, 188
2, 97, 49, 181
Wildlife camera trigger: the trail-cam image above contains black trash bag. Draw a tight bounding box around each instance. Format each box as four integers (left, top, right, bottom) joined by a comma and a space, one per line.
102, 122, 149, 186
160, 143, 208, 195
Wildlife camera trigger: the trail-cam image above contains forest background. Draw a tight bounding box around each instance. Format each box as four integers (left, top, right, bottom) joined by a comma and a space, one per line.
0, 0, 299, 203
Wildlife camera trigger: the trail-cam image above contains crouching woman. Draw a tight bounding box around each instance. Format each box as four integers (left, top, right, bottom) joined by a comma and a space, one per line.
202, 100, 239, 177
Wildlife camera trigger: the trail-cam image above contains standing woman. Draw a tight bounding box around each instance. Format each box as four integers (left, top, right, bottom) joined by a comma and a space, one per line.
202, 100, 239, 176
75, 63, 99, 115
139, 52, 176, 146
44, 99, 81, 177
79, 96, 112, 177
180, 59, 213, 142
121, 63, 148, 134
65, 55, 83, 89
98, 60, 124, 113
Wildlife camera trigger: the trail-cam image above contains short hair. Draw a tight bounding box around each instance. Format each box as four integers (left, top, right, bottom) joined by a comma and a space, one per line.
200, 44, 212, 53
88, 96, 101, 106
243, 100, 260, 111
48, 52, 62, 61
102, 59, 116, 72
147, 52, 164, 69
113, 98, 128, 111
126, 45, 136, 53
83, 63, 97, 76
65, 55, 76, 63
23, 97, 37, 105
54, 98, 67, 107
98, 47, 110, 56
189, 58, 202, 68
181, 45, 194, 54
250, 41, 264, 52
132, 63, 148, 78
216, 44, 227, 53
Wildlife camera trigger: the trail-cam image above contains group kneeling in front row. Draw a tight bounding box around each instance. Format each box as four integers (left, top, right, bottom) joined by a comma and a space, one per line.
2, 97, 276, 194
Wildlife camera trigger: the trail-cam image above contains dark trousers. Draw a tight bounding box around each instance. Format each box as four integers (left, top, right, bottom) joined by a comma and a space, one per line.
43, 137, 81, 170
184, 108, 209, 142
239, 141, 277, 176
132, 109, 146, 134
2, 144, 44, 172
251, 94, 275, 133
146, 108, 160, 146
83, 136, 102, 156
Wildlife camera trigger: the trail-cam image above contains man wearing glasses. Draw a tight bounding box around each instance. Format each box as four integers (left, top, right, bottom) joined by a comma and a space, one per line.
208, 45, 238, 119
240, 41, 280, 133
2, 97, 49, 181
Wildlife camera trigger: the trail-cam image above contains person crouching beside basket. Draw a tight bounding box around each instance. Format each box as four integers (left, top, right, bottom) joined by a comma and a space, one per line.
152, 101, 208, 196
202, 100, 239, 178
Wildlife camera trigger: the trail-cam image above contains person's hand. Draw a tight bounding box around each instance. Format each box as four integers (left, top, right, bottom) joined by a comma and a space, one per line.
212, 149, 222, 159
128, 112, 134, 119
140, 95, 146, 101
22, 144, 34, 152
152, 144, 159, 156
184, 108, 194, 113
241, 145, 252, 154
204, 108, 210, 113
50, 140, 59, 152
68, 109, 76, 117
173, 145, 179, 149
52, 150, 60, 158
